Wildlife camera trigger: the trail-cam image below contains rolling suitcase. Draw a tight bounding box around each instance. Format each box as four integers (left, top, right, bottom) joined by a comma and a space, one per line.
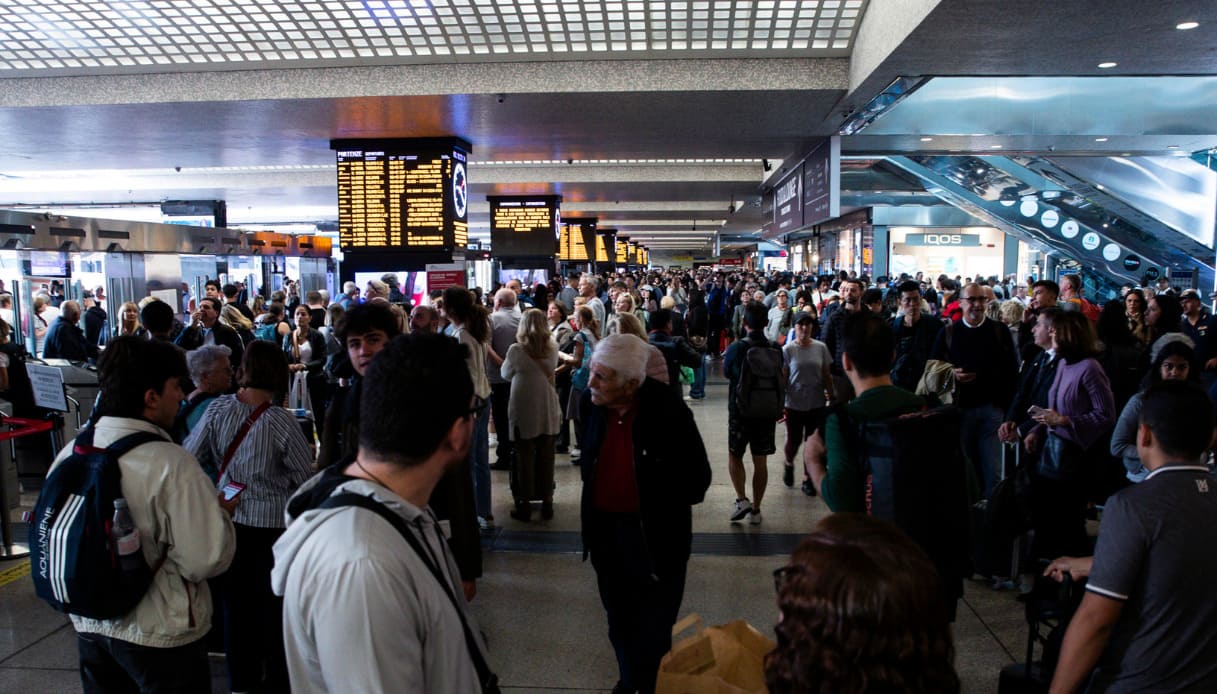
998, 574, 1081, 694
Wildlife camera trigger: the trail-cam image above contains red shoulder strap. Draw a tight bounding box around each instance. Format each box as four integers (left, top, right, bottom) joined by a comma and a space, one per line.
217, 402, 272, 481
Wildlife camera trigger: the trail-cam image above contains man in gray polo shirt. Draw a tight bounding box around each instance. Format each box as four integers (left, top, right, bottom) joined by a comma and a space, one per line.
1046, 380, 1217, 694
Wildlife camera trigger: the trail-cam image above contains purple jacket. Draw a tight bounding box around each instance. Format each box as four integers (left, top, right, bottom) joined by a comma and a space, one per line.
1042, 357, 1116, 450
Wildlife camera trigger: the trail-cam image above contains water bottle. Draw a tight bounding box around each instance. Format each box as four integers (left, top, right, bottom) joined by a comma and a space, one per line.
110, 499, 142, 572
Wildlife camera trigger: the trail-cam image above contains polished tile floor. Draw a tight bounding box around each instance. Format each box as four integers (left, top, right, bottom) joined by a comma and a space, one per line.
0, 362, 1027, 692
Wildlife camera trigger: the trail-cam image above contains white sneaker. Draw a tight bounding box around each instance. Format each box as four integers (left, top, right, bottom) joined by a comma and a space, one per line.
488, 434, 498, 448
730, 498, 752, 522
749, 510, 763, 526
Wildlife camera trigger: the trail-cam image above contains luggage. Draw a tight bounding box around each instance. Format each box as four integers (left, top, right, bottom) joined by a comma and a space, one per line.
998, 575, 1082, 694
734, 337, 785, 420
845, 405, 972, 583
29, 428, 164, 619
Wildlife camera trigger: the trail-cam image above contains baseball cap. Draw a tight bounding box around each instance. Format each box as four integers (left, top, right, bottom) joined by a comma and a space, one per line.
1180, 288, 1201, 301
80, 290, 94, 299
794, 311, 815, 325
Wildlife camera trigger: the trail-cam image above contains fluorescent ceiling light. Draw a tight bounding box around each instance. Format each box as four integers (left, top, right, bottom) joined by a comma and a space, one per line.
1176, 21, 1199, 30
1097, 61, 1118, 69
1094, 137, 1108, 142
919, 137, 933, 142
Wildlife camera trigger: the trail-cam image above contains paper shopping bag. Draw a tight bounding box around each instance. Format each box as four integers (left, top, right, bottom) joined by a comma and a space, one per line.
655, 614, 775, 694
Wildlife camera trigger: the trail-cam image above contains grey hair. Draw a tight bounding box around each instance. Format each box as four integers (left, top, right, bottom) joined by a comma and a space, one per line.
590, 333, 648, 386
495, 287, 518, 307
186, 344, 232, 382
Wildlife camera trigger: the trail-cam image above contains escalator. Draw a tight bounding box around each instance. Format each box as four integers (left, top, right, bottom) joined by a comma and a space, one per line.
883, 154, 1214, 300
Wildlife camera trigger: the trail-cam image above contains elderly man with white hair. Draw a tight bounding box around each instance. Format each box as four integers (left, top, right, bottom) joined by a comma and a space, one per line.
578, 334, 711, 694
486, 287, 522, 470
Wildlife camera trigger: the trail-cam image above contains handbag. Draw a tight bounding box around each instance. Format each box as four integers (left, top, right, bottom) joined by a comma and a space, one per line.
679, 365, 695, 385
1039, 433, 1083, 481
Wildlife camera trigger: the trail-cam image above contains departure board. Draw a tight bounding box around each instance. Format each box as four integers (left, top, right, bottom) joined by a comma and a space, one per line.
488, 195, 561, 258
559, 218, 596, 262
596, 229, 617, 268
627, 242, 638, 266
615, 236, 630, 264
332, 137, 471, 253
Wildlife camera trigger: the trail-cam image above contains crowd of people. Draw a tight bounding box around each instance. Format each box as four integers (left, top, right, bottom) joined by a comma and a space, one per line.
24, 263, 1217, 694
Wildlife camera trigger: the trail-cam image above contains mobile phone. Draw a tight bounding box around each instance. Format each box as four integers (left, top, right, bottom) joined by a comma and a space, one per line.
221, 482, 246, 502
1028, 405, 1045, 416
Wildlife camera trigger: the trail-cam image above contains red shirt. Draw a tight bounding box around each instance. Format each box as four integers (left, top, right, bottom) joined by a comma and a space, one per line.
594, 407, 640, 513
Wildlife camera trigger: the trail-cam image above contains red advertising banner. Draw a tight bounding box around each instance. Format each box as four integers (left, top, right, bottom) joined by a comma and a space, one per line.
426, 263, 466, 292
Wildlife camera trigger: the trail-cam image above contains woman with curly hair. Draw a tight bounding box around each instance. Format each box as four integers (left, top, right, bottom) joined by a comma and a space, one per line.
766, 513, 959, 694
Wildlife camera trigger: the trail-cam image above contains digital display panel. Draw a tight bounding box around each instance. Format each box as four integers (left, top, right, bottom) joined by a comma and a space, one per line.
596, 229, 617, 267
615, 236, 630, 264
332, 138, 470, 253
488, 195, 561, 258
802, 136, 841, 227
559, 218, 597, 262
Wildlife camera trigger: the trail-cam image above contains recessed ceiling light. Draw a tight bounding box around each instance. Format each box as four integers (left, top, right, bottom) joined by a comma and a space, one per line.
919, 137, 933, 142
1097, 61, 1118, 69
1094, 137, 1108, 142
990, 144, 1004, 149
1176, 21, 1199, 30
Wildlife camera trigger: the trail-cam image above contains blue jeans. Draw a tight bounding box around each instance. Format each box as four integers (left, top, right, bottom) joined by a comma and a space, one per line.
469, 403, 492, 518
689, 354, 706, 399
961, 404, 1004, 498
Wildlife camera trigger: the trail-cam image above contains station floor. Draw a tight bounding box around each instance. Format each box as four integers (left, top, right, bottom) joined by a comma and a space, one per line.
0, 362, 1029, 693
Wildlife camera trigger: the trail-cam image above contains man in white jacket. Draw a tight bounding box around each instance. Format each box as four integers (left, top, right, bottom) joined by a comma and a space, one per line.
273, 333, 495, 692
51, 336, 235, 693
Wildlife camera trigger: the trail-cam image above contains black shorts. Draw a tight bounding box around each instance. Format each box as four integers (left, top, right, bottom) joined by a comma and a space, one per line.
728, 415, 777, 457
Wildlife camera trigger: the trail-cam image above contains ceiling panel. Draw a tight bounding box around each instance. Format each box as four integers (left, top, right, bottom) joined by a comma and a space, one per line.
0, 0, 869, 75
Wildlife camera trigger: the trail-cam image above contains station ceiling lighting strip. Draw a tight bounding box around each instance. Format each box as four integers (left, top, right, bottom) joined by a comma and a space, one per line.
0, 0, 868, 72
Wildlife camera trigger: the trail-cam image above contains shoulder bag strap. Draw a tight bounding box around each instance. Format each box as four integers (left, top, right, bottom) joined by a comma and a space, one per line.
319, 493, 500, 693
217, 401, 272, 482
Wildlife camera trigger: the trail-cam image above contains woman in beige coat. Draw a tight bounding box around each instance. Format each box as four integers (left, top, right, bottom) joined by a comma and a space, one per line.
502, 308, 561, 521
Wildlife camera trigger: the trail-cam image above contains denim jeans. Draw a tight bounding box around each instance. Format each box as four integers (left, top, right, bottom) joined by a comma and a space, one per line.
689, 354, 707, 399
78, 633, 210, 694
468, 403, 492, 518
961, 404, 1004, 498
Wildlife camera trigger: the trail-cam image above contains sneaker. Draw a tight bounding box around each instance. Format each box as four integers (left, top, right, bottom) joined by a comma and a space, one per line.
783, 464, 794, 487
730, 498, 753, 522
477, 516, 495, 532
488, 434, 498, 448
801, 479, 817, 497
749, 510, 763, 526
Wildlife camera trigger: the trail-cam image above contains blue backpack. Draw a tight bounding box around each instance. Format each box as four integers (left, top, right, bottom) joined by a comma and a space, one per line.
254, 322, 279, 343
29, 428, 164, 619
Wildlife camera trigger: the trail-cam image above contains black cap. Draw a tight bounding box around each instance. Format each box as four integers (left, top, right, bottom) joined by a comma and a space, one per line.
794, 311, 815, 325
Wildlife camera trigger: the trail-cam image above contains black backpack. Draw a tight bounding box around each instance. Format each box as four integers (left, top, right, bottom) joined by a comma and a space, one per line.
29, 428, 163, 619
735, 337, 785, 420
842, 405, 972, 581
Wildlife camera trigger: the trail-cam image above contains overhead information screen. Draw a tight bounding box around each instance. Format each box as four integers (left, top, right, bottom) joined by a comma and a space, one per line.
559, 217, 596, 262
596, 229, 617, 268
488, 195, 561, 258
627, 242, 638, 265
332, 137, 471, 253
615, 236, 630, 265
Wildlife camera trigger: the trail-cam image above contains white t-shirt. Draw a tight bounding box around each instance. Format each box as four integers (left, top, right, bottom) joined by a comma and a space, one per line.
782, 339, 832, 411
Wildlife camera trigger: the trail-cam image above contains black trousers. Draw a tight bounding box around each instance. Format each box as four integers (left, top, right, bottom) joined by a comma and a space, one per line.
556, 373, 573, 450
589, 513, 688, 694
78, 632, 210, 694
490, 382, 515, 463
219, 524, 289, 694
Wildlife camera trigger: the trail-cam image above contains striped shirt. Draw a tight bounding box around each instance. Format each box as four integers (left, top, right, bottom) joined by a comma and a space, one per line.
184, 395, 314, 529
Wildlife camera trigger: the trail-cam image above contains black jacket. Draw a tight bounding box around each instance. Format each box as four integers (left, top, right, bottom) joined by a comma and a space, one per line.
83, 306, 108, 346
43, 317, 98, 362
647, 331, 702, 400
282, 328, 327, 385
174, 321, 245, 370
890, 315, 944, 392
578, 378, 711, 568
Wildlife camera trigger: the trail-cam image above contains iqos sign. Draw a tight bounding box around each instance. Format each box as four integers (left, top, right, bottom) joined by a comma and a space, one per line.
904, 233, 981, 247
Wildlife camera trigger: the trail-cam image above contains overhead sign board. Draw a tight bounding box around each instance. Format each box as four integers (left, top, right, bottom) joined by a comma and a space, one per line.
488, 195, 561, 258
596, 229, 617, 268
802, 136, 841, 227
901, 233, 982, 247
332, 137, 470, 254
616, 236, 630, 265
773, 163, 803, 236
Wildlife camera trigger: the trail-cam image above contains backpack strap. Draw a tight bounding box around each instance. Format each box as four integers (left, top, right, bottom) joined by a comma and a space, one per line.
72, 428, 165, 458
318, 493, 500, 693
217, 402, 272, 482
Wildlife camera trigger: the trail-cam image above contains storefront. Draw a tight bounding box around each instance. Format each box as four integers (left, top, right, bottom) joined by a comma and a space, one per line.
888, 227, 1007, 280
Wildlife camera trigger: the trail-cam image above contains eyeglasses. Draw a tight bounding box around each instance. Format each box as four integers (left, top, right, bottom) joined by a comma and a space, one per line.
772, 565, 802, 593
466, 395, 488, 419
